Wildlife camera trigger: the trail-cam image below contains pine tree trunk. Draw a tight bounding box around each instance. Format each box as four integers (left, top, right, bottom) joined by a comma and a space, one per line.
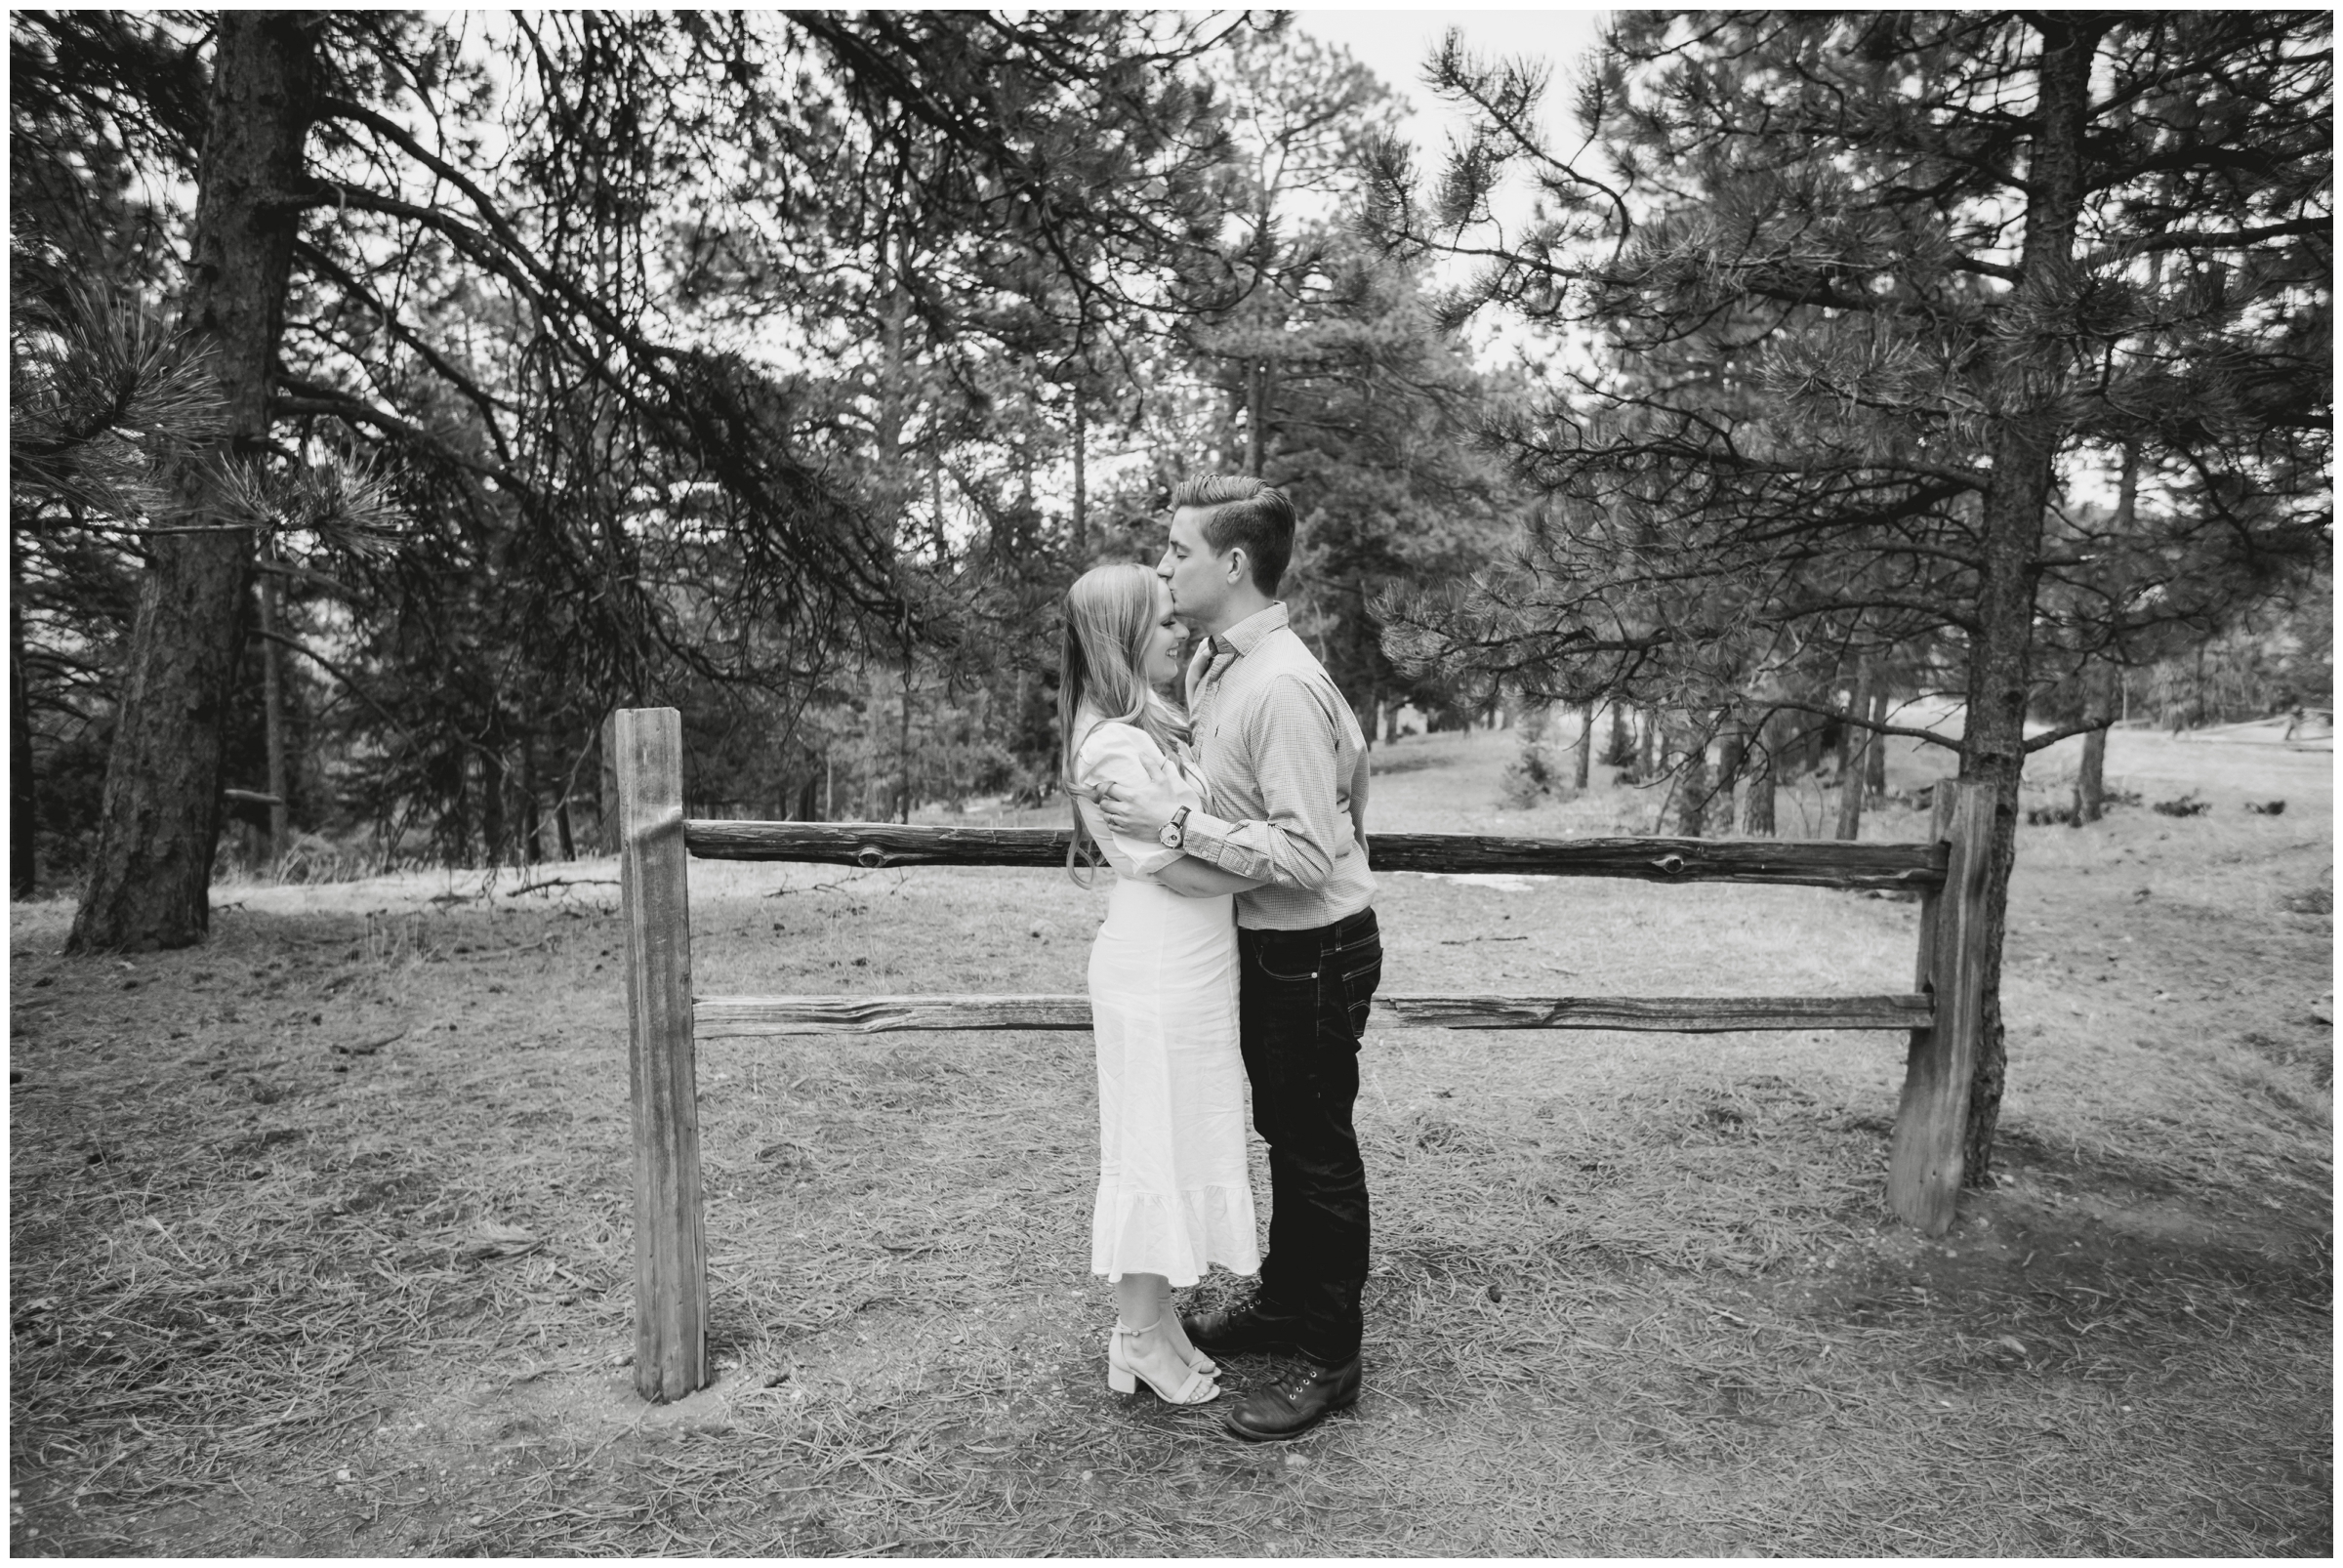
2076, 712, 2108, 822
1072, 392, 1088, 554
69, 13, 317, 951
2076, 443, 2138, 825
2076, 660, 2115, 823
1713, 717, 1745, 834
12, 569, 35, 899
1245, 361, 1267, 476
1573, 701, 1593, 791
1744, 725, 1777, 837
258, 566, 290, 859
1832, 659, 1856, 802
596, 718, 619, 853
1956, 15, 2104, 1187
1608, 702, 1631, 769
1866, 682, 1889, 797
1674, 716, 1707, 837
519, 734, 543, 866
898, 666, 914, 824
479, 727, 508, 869
447, 749, 471, 868
1836, 660, 1870, 841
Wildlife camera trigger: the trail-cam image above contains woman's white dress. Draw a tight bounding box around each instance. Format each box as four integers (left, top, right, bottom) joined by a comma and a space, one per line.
1072, 716, 1259, 1287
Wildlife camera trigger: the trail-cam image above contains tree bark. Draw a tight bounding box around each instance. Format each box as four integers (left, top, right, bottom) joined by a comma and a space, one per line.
1713, 716, 1745, 834
1245, 360, 1266, 476
1673, 715, 1707, 838
69, 13, 317, 952
480, 725, 508, 869
519, 731, 544, 865
1832, 657, 1856, 797
898, 665, 914, 824
1837, 658, 1871, 841
2076, 661, 2117, 823
12, 554, 35, 899
258, 565, 290, 859
2076, 442, 2138, 824
1866, 681, 1889, 798
1573, 701, 1593, 791
447, 745, 471, 867
1956, 15, 2105, 1186
1744, 722, 1777, 837
1071, 389, 1088, 554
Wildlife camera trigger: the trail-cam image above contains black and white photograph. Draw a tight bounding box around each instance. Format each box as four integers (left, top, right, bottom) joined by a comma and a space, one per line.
9, 7, 2331, 1555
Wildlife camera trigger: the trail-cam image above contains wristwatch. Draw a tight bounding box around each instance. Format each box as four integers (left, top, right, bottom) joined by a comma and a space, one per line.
1159, 805, 1191, 849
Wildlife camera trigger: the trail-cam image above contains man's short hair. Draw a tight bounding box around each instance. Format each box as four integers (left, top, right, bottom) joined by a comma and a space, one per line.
1171, 475, 1295, 596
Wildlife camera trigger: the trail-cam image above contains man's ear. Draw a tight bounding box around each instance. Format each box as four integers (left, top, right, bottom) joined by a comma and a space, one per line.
1224, 545, 1251, 585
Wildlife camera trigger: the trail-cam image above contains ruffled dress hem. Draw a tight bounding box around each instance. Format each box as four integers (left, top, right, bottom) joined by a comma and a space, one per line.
1089, 1183, 1261, 1287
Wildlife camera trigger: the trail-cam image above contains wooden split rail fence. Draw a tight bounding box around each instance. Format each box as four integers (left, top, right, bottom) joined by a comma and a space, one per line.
613, 707, 1993, 1403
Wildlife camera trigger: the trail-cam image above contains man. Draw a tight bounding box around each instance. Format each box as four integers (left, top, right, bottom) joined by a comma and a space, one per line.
1092, 474, 1380, 1442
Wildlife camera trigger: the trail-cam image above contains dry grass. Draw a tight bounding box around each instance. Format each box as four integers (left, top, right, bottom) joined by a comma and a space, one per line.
10, 724, 2330, 1555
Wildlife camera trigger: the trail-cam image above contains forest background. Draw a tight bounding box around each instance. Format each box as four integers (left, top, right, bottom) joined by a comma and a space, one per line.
10, 10, 2331, 1165
15, 8, 2329, 883
14, 10, 1536, 898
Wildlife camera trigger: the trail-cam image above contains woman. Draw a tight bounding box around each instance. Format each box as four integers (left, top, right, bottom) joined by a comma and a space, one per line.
1059, 562, 1263, 1405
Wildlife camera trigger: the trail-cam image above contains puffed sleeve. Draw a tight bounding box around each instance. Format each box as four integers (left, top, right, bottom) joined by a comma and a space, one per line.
1076, 723, 1184, 876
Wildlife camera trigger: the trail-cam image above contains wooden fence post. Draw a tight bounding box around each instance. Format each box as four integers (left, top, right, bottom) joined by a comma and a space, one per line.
1887, 778, 1994, 1235
614, 707, 706, 1402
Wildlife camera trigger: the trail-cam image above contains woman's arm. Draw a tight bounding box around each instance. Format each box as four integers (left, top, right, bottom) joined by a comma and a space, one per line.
1153, 856, 1267, 898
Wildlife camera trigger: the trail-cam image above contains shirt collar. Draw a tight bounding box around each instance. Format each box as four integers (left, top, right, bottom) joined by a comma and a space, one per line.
1214, 602, 1288, 660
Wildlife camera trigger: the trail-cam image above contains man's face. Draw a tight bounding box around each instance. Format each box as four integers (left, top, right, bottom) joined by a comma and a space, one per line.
1157, 506, 1236, 631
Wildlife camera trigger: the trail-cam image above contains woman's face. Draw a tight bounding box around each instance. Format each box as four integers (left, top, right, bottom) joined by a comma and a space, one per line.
1140, 578, 1187, 687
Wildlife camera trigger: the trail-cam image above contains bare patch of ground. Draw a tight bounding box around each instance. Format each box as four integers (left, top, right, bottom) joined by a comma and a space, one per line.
10, 725, 2329, 1555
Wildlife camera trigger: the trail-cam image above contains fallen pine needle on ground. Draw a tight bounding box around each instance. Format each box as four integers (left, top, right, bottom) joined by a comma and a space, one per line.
9, 724, 2330, 1555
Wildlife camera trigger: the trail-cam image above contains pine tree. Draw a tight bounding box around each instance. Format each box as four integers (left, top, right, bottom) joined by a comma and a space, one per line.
1369, 11, 2331, 1178
24, 10, 1247, 941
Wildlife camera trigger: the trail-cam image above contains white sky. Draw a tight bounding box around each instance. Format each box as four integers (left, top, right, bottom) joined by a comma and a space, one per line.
1282, 8, 1610, 375
1287, 7, 1610, 149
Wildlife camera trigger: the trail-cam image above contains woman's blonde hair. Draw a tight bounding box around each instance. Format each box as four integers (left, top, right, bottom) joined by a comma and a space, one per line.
1057, 563, 1191, 880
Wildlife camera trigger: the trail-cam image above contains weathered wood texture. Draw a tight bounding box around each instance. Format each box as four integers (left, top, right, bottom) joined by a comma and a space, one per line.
616, 708, 706, 1403
695, 992, 1931, 1039
1378, 993, 1930, 1032
697, 994, 1094, 1037
683, 820, 1945, 889
1887, 780, 1994, 1237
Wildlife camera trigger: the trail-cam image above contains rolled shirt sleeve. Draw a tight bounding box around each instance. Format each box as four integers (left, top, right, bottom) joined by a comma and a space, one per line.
1077, 723, 1185, 876
1177, 674, 1348, 890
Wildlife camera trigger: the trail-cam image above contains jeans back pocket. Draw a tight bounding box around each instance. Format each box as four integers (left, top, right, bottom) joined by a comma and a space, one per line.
1337, 951, 1382, 1042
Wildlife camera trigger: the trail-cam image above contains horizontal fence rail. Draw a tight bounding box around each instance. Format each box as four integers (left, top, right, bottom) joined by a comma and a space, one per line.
694, 991, 1935, 1038
683, 821, 1946, 890
611, 706, 1996, 1405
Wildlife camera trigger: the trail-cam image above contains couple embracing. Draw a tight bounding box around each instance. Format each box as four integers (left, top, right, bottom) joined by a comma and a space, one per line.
1058, 475, 1381, 1442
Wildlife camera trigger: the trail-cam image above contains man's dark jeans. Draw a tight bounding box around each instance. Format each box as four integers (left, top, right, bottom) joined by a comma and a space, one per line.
1237, 906, 1381, 1366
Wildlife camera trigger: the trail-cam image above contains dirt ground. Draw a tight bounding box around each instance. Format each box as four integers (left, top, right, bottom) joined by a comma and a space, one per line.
9, 722, 2331, 1555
